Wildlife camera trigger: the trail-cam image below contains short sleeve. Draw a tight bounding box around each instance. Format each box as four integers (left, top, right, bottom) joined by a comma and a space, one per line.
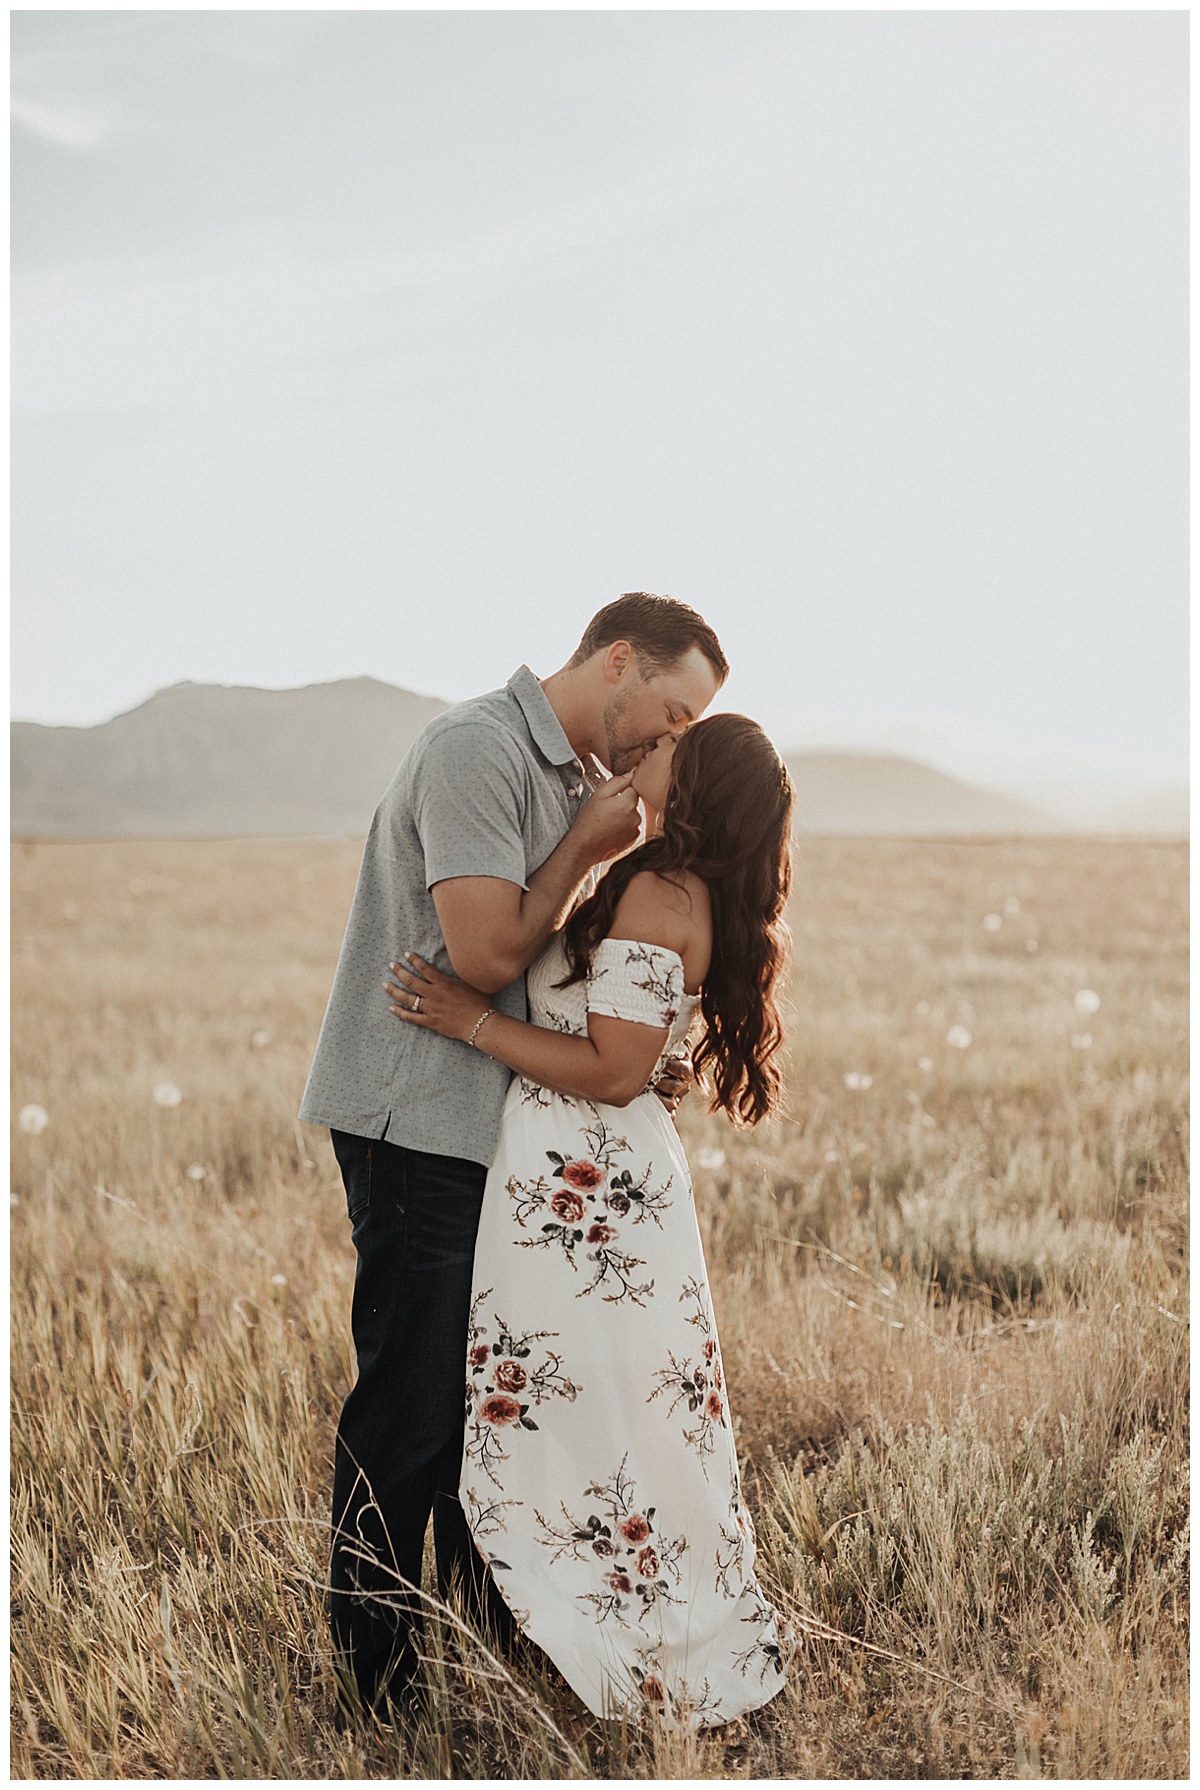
586, 939, 685, 1030
411, 723, 530, 891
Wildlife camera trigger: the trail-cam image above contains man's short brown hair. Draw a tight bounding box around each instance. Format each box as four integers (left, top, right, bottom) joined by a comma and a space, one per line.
569, 592, 728, 685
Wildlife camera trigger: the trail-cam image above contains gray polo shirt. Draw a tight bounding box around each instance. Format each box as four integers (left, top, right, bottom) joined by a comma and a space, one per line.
298, 666, 594, 1166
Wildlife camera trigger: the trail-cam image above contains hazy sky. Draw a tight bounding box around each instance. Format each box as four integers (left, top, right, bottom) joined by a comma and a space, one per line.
12, 10, 1188, 778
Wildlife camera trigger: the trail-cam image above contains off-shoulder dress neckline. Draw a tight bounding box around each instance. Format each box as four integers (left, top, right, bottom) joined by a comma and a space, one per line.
594, 935, 701, 999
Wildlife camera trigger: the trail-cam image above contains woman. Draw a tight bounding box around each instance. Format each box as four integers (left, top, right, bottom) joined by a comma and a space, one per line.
384, 713, 794, 1729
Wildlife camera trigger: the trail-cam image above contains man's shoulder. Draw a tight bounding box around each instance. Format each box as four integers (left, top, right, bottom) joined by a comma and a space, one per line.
410, 686, 529, 763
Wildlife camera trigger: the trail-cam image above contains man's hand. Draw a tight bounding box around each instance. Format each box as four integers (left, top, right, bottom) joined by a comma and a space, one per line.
651, 1052, 695, 1118
430, 772, 642, 997
568, 770, 642, 866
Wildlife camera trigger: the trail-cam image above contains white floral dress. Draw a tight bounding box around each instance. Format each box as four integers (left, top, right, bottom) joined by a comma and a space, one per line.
460, 934, 788, 1730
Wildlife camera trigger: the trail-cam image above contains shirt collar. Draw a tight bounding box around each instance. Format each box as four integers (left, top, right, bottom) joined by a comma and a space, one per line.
507, 665, 579, 768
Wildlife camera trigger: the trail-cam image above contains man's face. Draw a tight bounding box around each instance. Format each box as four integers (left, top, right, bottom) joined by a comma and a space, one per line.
600, 644, 721, 775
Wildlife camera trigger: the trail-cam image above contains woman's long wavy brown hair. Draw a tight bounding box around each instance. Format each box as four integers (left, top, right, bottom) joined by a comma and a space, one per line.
559, 713, 795, 1125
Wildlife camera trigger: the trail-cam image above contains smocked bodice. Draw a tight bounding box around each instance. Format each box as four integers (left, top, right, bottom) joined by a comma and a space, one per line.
526, 935, 699, 1083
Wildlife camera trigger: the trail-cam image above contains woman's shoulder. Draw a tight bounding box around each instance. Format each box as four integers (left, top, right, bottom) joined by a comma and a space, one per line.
607, 868, 710, 955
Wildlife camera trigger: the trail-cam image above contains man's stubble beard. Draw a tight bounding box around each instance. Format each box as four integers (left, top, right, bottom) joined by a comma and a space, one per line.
601, 687, 651, 776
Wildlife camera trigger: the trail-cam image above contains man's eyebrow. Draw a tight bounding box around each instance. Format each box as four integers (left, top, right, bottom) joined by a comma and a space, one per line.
671, 702, 694, 722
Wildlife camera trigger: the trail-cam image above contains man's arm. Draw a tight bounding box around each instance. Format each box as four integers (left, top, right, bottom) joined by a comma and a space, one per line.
432, 774, 641, 993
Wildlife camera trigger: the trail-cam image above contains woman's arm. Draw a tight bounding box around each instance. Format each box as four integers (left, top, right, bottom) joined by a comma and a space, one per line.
384, 954, 668, 1107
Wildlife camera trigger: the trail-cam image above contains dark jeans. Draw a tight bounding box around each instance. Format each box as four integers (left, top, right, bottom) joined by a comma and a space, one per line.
329, 1130, 515, 1712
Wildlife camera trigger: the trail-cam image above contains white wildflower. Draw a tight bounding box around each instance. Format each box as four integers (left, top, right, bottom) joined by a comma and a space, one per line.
19, 1104, 49, 1135
153, 1082, 183, 1109
983, 913, 1002, 933
1004, 896, 1021, 916
1074, 989, 1101, 1015
843, 1071, 873, 1090
270, 1274, 288, 1287
696, 1147, 726, 1171
918, 1056, 933, 1072
251, 1029, 273, 1049
1071, 1033, 1093, 1050
824, 1150, 840, 1163
946, 1025, 973, 1050
186, 1163, 208, 1182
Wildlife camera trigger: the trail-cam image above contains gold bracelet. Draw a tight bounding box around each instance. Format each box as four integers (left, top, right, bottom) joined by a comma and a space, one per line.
468, 1008, 496, 1050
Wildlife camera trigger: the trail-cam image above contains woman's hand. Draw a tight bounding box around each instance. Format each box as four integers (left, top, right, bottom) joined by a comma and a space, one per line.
384, 954, 491, 1043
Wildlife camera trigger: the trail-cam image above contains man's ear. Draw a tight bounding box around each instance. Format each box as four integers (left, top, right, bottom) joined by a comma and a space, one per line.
602, 640, 637, 685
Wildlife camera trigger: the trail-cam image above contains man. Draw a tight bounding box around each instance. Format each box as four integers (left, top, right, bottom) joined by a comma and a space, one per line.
299, 592, 728, 1717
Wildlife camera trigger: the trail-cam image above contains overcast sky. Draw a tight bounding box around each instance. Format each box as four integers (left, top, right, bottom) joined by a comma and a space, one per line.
11, 10, 1188, 781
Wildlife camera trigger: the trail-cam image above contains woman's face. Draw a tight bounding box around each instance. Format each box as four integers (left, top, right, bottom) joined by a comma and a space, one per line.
629, 732, 678, 815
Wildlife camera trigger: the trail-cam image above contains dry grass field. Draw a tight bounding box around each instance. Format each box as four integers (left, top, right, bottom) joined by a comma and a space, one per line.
11, 833, 1189, 1779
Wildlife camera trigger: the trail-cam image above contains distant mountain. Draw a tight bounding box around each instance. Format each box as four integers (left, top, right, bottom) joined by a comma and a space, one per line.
11, 678, 447, 837
1095, 783, 1190, 835
784, 751, 1056, 837
988, 773, 1190, 836
12, 677, 1065, 839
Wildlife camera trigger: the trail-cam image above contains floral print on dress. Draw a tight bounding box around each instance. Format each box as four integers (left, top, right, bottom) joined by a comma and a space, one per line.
464, 1287, 582, 1487
463, 1484, 520, 1542
516, 1077, 557, 1109
504, 1115, 674, 1306
534, 1456, 688, 1627
458, 933, 789, 1730
630, 1645, 724, 1726
587, 941, 685, 1029
714, 1492, 757, 1599
731, 1593, 789, 1682
515, 1004, 579, 1108
647, 1276, 730, 1474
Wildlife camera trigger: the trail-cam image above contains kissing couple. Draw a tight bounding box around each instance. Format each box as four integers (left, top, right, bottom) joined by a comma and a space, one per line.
300, 592, 796, 1731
